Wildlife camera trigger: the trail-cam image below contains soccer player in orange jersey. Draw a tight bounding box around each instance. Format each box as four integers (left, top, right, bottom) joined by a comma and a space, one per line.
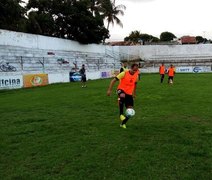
159, 63, 165, 83
107, 64, 139, 129
167, 64, 175, 84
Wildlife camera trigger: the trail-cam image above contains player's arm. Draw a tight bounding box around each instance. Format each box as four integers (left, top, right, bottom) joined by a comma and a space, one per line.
120, 67, 123, 73
133, 72, 140, 97
107, 72, 125, 96
107, 78, 117, 96
133, 81, 138, 98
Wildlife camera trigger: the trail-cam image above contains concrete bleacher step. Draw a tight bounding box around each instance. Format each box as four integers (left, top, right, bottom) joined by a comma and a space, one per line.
0, 45, 120, 74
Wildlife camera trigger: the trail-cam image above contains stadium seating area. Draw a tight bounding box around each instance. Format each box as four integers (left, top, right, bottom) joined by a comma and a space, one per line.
0, 30, 212, 76
0, 45, 120, 75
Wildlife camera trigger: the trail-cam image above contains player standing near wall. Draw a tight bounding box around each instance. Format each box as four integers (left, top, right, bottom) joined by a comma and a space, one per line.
79, 64, 87, 87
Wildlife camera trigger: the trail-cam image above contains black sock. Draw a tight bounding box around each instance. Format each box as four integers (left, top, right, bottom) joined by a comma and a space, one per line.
119, 98, 125, 115
161, 75, 164, 83
122, 117, 129, 125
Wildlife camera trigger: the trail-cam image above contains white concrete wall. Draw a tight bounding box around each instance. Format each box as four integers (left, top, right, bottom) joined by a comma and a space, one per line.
140, 44, 212, 60
119, 44, 212, 60
48, 73, 70, 84
0, 29, 211, 89
0, 29, 107, 53
119, 44, 212, 73
2, 29, 212, 62
0, 29, 122, 84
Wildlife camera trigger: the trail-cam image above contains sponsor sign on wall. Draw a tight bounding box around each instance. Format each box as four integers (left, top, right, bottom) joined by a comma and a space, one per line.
0, 75, 23, 89
23, 74, 48, 88
69, 72, 82, 82
193, 67, 204, 73
101, 72, 111, 78
176, 67, 193, 73
176, 66, 211, 73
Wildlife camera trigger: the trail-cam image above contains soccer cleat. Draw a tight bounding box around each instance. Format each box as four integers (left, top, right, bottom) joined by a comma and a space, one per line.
120, 114, 126, 121
120, 124, 126, 129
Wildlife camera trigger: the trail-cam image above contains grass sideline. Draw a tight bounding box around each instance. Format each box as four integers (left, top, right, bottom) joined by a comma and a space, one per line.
0, 73, 211, 179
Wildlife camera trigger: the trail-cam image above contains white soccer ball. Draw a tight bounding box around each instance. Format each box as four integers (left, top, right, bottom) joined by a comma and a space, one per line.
125, 108, 135, 117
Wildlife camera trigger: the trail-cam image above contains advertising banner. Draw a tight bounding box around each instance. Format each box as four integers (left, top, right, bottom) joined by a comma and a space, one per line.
176, 66, 211, 73
23, 74, 48, 88
69, 72, 82, 82
0, 75, 23, 89
101, 72, 111, 78
176, 67, 193, 73
202, 67, 212, 72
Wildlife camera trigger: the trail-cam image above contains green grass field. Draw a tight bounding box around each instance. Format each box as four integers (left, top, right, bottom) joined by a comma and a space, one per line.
0, 73, 211, 179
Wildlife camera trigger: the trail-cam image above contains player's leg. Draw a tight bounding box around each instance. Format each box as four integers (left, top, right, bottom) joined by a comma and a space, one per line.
83, 75, 87, 87
81, 76, 84, 87
117, 90, 126, 121
169, 76, 173, 84
82, 75, 86, 87
161, 74, 164, 83
121, 94, 134, 127
168, 76, 170, 83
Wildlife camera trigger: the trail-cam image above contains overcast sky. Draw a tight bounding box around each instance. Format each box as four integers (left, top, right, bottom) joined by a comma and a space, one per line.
108, 0, 212, 41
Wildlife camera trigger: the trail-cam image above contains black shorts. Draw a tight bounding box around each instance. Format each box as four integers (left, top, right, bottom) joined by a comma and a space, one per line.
168, 76, 174, 80
117, 89, 134, 107
81, 75, 86, 82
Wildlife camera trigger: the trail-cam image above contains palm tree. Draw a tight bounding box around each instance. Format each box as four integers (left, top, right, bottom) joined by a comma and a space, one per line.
124, 30, 142, 42
102, 0, 126, 30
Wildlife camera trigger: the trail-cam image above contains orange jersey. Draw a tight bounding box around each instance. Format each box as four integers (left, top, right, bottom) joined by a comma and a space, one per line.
159, 65, 165, 74
116, 70, 139, 95
168, 67, 175, 76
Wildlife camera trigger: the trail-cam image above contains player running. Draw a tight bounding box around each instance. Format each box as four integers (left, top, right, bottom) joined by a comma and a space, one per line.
107, 64, 139, 129
167, 64, 175, 84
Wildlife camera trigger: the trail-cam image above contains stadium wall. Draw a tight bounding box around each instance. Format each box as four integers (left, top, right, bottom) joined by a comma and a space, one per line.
119, 45, 212, 73
0, 29, 106, 53
0, 29, 212, 89
0, 29, 121, 89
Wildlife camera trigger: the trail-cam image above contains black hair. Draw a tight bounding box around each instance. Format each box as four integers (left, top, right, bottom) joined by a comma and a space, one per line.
131, 63, 139, 69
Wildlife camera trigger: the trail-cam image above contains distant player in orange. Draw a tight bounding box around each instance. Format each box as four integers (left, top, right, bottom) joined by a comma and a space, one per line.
159, 63, 165, 83
167, 64, 175, 84
107, 64, 139, 129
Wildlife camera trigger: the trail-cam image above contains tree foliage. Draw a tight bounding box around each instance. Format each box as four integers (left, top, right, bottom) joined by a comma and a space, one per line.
195, 36, 208, 44
160, 31, 176, 42
25, 0, 110, 43
0, 0, 126, 44
0, 0, 26, 32
124, 30, 159, 43
101, 0, 126, 30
